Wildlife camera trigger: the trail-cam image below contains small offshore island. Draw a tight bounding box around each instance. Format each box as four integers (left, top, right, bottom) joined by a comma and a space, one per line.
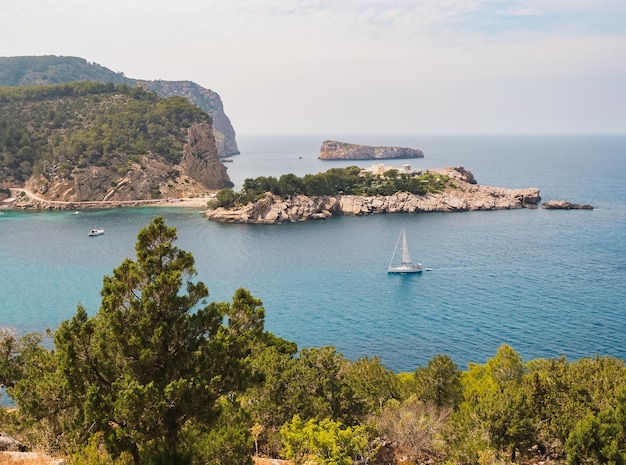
204, 166, 543, 224
318, 140, 425, 160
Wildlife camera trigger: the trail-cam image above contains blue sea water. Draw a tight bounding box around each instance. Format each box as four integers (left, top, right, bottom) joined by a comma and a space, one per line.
1, 134, 625, 373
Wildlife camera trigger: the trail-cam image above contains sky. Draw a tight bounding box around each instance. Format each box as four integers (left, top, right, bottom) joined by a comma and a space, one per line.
1, 0, 625, 135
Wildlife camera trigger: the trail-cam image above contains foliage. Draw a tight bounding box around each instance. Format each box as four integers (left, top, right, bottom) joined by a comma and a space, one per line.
4, 237, 626, 465
242, 346, 380, 458
70, 434, 133, 465
414, 354, 463, 409
0, 56, 131, 87
374, 395, 451, 463
342, 356, 400, 416
10, 217, 265, 465
0, 56, 221, 118
0, 82, 210, 183
527, 355, 626, 459
280, 415, 376, 465
176, 400, 253, 465
204, 167, 451, 209
447, 345, 532, 464
565, 389, 626, 464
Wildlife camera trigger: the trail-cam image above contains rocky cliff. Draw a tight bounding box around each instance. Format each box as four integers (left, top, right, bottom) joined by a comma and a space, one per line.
319, 140, 425, 160
26, 123, 230, 202
204, 167, 541, 224
140, 80, 239, 157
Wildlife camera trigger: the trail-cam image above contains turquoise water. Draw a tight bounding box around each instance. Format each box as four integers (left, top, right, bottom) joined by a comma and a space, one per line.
1, 134, 625, 372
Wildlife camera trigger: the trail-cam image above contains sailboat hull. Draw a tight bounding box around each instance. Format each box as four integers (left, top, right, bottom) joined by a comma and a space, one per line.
388, 264, 422, 274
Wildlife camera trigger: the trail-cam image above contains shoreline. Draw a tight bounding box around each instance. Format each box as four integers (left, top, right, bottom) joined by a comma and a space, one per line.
0, 188, 212, 211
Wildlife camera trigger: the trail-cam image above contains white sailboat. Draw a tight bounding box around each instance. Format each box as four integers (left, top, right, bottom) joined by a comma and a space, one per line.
387, 225, 422, 274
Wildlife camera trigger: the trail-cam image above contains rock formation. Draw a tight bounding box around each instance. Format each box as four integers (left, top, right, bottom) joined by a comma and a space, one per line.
318, 140, 425, 160
204, 167, 541, 224
140, 80, 239, 157
0, 433, 25, 452
180, 123, 234, 189
25, 123, 231, 202
541, 200, 593, 210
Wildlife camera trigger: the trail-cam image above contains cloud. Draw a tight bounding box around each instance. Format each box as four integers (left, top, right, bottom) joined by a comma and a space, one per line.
1, 0, 625, 133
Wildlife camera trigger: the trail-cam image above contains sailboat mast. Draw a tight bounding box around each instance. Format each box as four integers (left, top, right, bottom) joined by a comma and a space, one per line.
388, 228, 403, 268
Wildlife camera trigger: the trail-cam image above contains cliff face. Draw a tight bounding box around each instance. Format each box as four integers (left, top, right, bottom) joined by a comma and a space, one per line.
141, 80, 239, 157
26, 123, 230, 202
180, 123, 233, 190
319, 140, 425, 160
204, 167, 541, 224
0, 56, 239, 156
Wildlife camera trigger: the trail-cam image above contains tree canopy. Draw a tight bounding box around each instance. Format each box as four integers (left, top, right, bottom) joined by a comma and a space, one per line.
208, 167, 451, 209
0, 82, 210, 183
3, 222, 626, 465
9, 217, 265, 465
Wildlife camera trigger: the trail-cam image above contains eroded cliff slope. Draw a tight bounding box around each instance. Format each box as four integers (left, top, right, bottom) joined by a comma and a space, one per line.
0, 83, 231, 201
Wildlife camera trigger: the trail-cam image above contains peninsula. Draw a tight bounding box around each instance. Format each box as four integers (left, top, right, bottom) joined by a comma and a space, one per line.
319, 140, 424, 160
204, 166, 541, 224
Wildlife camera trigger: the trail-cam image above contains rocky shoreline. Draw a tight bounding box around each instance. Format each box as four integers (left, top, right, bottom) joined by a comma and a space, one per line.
3, 168, 595, 221
204, 167, 542, 224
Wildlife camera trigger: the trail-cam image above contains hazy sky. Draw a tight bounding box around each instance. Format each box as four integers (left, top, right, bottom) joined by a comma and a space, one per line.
2, 0, 625, 134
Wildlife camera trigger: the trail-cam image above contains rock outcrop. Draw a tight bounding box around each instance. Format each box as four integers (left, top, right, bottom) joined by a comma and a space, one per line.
140, 80, 239, 157
319, 140, 424, 160
204, 167, 541, 224
180, 123, 233, 189
25, 123, 231, 202
541, 200, 593, 210
0, 433, 25, 452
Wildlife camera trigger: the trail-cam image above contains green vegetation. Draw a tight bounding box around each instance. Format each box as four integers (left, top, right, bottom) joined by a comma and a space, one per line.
0, 56, 130, 88
0, 56, 233, 155
208, 167, 451, 209
0, 82, 210, 182
2, 218, 626, 465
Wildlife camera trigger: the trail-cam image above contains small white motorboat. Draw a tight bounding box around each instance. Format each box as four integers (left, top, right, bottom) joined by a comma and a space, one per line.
88, 229, 105, 237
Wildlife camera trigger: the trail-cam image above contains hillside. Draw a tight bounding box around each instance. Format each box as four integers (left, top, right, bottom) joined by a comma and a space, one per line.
0, 82, 232, 202
0, 55, 239, 156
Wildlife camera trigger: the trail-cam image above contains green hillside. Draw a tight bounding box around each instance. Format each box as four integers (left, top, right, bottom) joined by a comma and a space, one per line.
0, 82, 210, 183
0, 55, 239, 156
0, 55, 129, 87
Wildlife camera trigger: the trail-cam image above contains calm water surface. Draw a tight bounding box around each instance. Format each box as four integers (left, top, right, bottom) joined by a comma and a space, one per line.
1, 134, 625, 373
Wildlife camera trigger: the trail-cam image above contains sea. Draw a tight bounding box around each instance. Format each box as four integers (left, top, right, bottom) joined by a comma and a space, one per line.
1, 134, 625, 375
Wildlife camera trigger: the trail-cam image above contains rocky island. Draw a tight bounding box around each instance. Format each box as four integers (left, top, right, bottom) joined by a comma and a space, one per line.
204, 166, 541, 224
319, 140, 424, 160
541, 200, 594, 210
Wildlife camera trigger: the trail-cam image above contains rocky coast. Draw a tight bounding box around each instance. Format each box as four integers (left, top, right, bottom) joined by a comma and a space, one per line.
204, 167, 542, 224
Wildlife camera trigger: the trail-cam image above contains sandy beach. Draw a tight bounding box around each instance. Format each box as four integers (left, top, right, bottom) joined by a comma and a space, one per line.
0, 188, 214, 211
